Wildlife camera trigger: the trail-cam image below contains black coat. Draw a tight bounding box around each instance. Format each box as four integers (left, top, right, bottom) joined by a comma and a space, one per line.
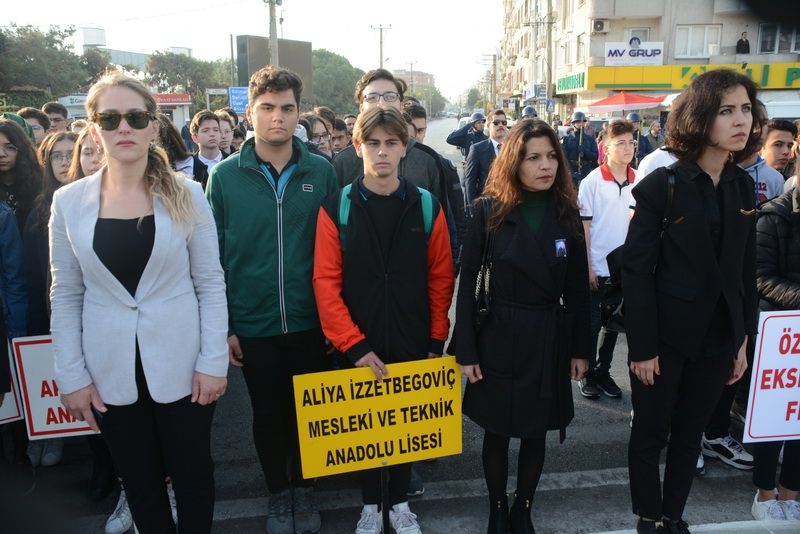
756, 188, 800, 311
455, 197, 591, 440
464, 139, 496, 208
622, 161, 758, 362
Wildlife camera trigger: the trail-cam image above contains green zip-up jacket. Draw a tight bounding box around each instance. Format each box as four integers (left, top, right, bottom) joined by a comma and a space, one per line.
206, 136, 339, 337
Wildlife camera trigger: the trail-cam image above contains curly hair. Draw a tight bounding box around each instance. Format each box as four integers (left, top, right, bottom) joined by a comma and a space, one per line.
248, 66, 303, 108
481, 119, 580, 235
665, 69, 759, 163
0, 118, 42, 217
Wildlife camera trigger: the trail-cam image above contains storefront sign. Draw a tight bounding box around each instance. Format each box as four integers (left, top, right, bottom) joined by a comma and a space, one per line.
605, 41, 665, 66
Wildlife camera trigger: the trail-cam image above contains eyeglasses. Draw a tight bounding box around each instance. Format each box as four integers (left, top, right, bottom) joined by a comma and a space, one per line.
49, 152, 72, 163
28, 124, 44, 131
610, 140, 638, 149
362, 92, 400, 104
92, 111, 155, 131
492, 120, 508, 126
312, 133, 331, 143
0, 144, 19, 156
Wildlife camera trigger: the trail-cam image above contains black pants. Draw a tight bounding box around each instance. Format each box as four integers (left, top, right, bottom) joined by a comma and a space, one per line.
238, 328, 327, 494
753, 440, 800, 492
628, 345, 731, 520
102, 357, 216, 534
361, 463, 411, 507
589, 282, 618, 375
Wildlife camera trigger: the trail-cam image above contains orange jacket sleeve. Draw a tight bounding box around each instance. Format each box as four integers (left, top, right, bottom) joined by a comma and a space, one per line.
312, 206, 369, 355
427, 209, 455, 352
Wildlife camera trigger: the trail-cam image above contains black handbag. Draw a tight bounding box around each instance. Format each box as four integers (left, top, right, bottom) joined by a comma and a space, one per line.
600, 166, 676, 333
473, 198, 495, 331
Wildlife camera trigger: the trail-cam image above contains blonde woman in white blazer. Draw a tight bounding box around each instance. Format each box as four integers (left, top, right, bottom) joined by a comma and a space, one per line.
49, 72, 228, 534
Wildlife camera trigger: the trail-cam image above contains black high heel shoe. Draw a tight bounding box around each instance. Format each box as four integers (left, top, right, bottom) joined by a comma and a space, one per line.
487, 495, 510, 534
509, 494, 535, 534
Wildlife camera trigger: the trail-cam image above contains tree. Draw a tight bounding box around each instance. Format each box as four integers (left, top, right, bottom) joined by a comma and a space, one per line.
146, 52, 234, 113
310, 49, 364, 115
408, 85, 447, 117
80, 47, 112, 91
465, 88, 482, 111
0, 25, 88, 100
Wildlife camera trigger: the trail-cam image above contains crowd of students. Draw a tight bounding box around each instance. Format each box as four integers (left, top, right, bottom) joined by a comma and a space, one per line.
0, 64, 798, 534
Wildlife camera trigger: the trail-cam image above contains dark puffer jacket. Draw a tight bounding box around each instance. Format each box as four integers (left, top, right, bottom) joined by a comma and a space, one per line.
756, 188, 800, 311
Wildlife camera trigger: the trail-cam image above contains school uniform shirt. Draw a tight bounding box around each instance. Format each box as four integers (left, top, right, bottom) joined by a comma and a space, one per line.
578, 163, 636, 277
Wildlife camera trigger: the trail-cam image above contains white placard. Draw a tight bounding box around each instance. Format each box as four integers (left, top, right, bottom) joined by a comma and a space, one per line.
0, 342, 23, 425
743, 311, 800, 442
13, 335, 96, 440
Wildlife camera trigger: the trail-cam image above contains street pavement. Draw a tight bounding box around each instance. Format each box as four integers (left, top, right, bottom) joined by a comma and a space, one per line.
6, 118, 796, 533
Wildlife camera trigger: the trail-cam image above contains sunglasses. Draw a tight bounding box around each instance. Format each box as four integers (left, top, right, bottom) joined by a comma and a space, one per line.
93, 111, 155, 131
492, 120, 508, 126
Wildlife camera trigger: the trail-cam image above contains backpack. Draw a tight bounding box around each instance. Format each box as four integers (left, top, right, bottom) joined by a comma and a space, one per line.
337, 183, 434, 250
600, 165, 676, 333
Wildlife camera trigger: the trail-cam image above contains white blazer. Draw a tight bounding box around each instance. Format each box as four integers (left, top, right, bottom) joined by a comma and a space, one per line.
49, 171, 229, 405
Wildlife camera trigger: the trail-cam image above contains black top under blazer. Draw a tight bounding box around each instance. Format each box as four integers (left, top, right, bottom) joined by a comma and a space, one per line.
622, 160, 758, 363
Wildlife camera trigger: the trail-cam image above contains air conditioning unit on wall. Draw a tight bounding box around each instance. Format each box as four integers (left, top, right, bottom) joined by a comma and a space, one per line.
593, 19, 610, 33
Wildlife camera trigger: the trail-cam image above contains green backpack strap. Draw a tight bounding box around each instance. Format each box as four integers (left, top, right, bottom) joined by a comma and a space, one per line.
337, 184, 434, 251
417, 186, 434, 238
338, 183, 353, 250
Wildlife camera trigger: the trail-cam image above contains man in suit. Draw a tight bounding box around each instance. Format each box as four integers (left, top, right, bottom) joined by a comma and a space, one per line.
464, 109, 508, 212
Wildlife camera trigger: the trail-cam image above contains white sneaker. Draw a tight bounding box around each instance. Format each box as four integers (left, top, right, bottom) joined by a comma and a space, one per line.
105, 490, 134, 534
389, 502, 421, 534
701, 434, 754, 470
752, 492, 787, 522
167, 485, 177, 524
695, 451, 705, 476
355, 504, 382, 534
779, 499, 800, 521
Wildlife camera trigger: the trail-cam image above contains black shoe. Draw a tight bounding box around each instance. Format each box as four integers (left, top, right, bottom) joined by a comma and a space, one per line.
659, 518, 691, 534
636, 518, 659, 534
89, 464, 116, 501
487, 496, 510, 534
579, 377, 601, 399
509, 495, 535, 534
594, 372, 622, 398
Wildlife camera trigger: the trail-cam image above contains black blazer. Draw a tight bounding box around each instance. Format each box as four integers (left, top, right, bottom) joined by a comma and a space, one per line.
622, 161, 758, 362
464, 139, 497, 207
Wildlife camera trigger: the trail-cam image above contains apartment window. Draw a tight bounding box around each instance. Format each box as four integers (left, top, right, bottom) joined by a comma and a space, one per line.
758, 23, 799, 53
577, 34, 586, 64
624, 28, 651, 42
562, 40, 572, 65
674, 25, 721, 58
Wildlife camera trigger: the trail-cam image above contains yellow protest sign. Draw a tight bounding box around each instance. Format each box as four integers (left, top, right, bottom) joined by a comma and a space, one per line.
293, 356, 462, 478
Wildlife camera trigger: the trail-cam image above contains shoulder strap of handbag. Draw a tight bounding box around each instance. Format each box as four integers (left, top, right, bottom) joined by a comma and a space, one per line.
475, 197, 495, 301
337, 183, 434, 251
661, 165, 676, 233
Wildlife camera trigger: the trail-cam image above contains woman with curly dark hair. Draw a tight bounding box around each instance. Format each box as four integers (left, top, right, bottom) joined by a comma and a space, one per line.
623, 68, 759, 534
455, 119, 591, 534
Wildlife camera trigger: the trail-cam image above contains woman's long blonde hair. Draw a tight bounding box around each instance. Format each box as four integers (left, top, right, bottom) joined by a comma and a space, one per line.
85, 71, 195, 225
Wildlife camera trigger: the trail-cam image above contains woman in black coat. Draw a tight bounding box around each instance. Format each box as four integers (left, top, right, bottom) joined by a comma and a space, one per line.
623, 69, 760, 534
456, 119, 591, 534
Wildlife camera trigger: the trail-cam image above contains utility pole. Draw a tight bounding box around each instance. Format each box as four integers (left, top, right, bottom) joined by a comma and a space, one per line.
545, 0, 553, 122
371, 25, 391, 68
265, 0, 282, 66
408, 60, 416, 93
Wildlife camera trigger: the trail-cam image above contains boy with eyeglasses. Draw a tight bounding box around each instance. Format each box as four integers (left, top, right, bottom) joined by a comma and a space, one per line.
463, 109, 508, 210
577, 119, 638, 401
16, 108, 50, 147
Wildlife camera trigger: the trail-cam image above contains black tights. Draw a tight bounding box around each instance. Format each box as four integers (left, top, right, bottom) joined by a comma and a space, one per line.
482, 430, 546, 502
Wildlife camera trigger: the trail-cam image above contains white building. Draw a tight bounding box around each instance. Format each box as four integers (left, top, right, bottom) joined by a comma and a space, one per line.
500, 0, 800, 121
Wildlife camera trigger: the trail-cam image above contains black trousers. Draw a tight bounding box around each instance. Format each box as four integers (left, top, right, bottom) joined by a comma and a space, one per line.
238, 328, 327, 494
628, 344, 731, 520
589, 282, 619, 375
753, 440, 800, 492
102, 357, 216, 534
360, 463, 412, 507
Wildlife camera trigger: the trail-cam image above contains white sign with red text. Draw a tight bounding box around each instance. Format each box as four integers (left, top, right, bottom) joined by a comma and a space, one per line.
744, 311, 800, 442
13, 336, 96, 440
0, 343, 23, 425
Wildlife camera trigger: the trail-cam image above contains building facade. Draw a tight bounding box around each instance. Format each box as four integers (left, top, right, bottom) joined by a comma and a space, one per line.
500, 0, 800, 122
